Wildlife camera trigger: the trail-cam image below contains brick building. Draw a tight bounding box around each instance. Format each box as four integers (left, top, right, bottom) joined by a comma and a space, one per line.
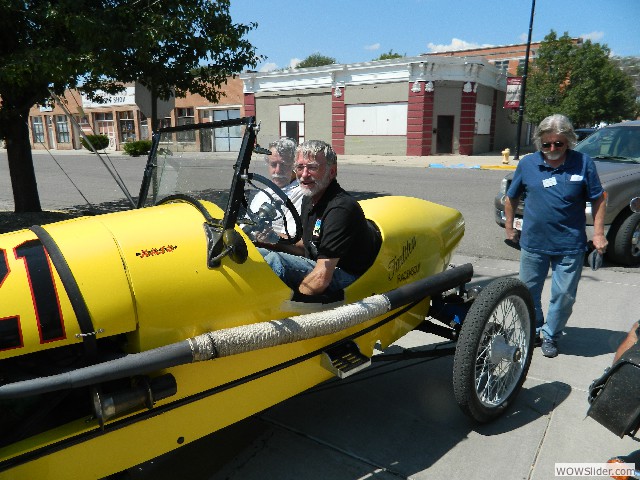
28, 78, 245, 152
427, 38, 583, 76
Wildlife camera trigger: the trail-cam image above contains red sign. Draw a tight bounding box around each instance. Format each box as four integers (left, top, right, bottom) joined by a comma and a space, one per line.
504, 77, 523, 109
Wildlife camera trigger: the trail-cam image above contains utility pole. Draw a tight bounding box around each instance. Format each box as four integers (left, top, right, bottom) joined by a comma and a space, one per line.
514, 0, 536, 160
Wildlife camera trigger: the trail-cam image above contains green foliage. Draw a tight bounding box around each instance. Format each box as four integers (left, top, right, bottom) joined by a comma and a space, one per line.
122, 140, 152, 156
296, 53, 336, 69
80, 135, 110, 151
525, 31, 636, 126
0, 0, 260, 211
374, 50, 405, 61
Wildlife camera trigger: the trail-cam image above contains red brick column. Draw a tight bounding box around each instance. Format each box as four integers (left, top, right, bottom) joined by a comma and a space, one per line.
244, 93, 256, 118
459, 83, 476, 155
406, 82, 434, 156
331, 87, 345, 154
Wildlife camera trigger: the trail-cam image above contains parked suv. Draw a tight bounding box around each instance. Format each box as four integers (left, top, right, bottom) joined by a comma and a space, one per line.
494, 120, 640, 266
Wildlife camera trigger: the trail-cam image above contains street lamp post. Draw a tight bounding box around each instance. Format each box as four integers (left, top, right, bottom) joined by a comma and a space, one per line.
514, 0, 536, 160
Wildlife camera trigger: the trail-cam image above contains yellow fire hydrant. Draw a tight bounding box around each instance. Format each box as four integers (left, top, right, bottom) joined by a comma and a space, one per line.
502, 148, 511, 164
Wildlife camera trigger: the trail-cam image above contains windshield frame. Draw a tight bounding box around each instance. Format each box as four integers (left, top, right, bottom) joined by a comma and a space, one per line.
137, 117, 258, 229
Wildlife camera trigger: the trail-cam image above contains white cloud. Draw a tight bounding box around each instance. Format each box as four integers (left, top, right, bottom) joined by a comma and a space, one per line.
259, 62, 278, 72
364, 43, 381, 51
426, 38, 494, 53
580, 31, 604, 42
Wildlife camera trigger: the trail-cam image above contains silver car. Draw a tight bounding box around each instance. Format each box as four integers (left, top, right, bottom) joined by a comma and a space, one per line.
494, 120, 640, 266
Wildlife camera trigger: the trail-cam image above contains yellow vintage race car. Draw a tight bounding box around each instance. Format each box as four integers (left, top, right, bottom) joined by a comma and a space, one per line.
0, 118, 535, 479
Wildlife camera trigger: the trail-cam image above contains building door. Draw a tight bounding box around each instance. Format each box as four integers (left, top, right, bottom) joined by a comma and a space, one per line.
46, 116, 56, 149
95, 112, 116, 149
436, 115, 454, 154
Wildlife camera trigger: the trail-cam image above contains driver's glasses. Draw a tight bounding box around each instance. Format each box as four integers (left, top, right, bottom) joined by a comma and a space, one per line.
293, 163, 320, 173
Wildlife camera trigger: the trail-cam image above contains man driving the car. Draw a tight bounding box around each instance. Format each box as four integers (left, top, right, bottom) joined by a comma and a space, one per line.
257, 140, 379, 297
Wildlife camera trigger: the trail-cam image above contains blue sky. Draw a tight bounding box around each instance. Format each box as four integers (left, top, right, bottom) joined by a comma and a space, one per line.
229, 0, 640, 72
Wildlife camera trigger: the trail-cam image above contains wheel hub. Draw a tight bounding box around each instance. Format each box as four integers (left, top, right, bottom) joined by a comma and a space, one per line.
488, 335, 521, 363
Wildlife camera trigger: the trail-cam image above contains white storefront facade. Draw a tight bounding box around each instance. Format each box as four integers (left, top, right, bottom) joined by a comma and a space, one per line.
241, 55, 516, 156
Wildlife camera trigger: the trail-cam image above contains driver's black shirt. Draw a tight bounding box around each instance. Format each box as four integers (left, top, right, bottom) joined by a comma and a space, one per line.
301, 179, 378, 276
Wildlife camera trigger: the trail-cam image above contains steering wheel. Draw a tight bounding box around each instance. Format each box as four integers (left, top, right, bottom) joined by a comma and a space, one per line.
244, 173, 303, 245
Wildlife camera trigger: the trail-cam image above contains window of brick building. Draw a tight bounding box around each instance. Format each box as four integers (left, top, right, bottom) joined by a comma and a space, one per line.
31, 117, 45, 143
177, 108, 195, 142
56, 115, 70, 143
494, 60, 510, 73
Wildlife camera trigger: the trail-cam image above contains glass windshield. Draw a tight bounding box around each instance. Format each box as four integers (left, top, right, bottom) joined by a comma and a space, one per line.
574, 125, 640, 163
138, 119, 287, 229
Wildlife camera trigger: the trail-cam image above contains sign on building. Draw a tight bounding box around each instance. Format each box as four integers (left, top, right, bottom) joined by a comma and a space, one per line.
504, 77, 523, 109
81, 86, 137, 108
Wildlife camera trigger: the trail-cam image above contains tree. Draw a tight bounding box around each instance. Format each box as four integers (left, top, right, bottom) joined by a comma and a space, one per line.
612, 56, 640, 118
525, 31, 636, 127
295, 53, 336, 69
373, 50, 405, 61
0, 0, 260, 212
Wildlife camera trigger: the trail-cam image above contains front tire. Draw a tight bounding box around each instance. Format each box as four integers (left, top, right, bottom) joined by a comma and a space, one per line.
607, 211, 640, 266
453, 278, 535, 423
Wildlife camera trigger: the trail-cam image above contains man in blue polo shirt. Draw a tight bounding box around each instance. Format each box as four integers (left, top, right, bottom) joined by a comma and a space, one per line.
505, 114, 607, 358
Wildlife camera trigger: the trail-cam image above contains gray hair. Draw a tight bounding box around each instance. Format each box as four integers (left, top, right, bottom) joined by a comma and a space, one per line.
266, 137, 297, 164
296, 140, 337, 165
533, 114, 578, 149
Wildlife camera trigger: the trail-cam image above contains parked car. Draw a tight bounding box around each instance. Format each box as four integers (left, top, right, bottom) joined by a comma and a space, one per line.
494, 120, 640, 266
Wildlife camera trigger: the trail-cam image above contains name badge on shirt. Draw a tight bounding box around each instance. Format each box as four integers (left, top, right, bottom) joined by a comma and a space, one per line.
312, 219, 322, 237
570, 174, 583, 182
542, 177, 557, 188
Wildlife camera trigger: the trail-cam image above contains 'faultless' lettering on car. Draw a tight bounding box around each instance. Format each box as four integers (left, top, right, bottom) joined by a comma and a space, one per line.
388, 236, 417, 281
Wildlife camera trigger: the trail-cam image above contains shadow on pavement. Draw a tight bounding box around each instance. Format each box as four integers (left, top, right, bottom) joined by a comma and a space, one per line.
560, 326, 627, 358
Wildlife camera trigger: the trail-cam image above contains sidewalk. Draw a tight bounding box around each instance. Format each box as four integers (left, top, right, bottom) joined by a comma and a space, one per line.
14, 148, 520, 170
339, 152, 519, 170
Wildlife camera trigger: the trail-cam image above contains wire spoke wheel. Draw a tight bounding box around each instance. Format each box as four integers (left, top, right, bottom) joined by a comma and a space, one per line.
453, 277, 535, 422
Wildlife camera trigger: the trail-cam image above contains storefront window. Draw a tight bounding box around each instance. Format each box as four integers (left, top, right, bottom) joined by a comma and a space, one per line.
119, 111, 136, 142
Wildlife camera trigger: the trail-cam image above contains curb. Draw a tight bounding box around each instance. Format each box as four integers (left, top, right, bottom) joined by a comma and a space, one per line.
480, 165, 517, 170
428, 163, 516, 170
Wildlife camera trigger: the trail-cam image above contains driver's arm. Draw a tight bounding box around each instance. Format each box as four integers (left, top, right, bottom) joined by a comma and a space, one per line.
298, 258, 339, 295
256, 238, 305, 256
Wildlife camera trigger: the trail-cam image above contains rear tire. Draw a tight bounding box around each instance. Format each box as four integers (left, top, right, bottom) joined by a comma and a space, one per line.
453, 277, 535, 423
607, 211, 640, 266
